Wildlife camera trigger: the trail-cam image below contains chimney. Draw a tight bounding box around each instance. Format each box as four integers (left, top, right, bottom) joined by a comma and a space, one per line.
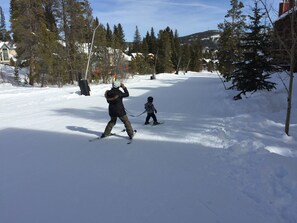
279, 0, 290, 16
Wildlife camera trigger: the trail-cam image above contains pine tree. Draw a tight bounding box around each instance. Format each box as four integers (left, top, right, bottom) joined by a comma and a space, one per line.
142, 31, 155, 73
0, 6, 6, 41
38, 0, 64, 86
132, 26, 142, 53
112, 23, 126, 78
180, 44, 191, 72
217, 0, 246, 80
92, 19, 110, 83
129, 26, 150, 75
149, 27, 158, 54
10, 0, 92, 85
156, 27, 174, 73
230, 1, 276, 100
105, 23, 113, 47
68, 0, 91, 83
142, 36, 149, 56
113, 23, 125, 50
11, 0, 52, 85
190, 41, 203, 72
171, 30, 181, 74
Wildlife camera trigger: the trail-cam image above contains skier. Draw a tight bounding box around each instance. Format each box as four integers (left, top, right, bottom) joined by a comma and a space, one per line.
101, 80, 134, 139
144, 96, 160, 125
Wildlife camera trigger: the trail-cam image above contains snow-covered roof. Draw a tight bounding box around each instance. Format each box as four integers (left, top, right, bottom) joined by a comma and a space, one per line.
0, 41, 10, 49
275, 6, 297, 22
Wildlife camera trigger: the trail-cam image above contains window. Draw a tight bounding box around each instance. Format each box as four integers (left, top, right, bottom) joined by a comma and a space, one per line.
2, 48, 9, 61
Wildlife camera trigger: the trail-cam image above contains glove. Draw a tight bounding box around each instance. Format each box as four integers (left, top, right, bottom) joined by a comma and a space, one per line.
155, 109, 157, 113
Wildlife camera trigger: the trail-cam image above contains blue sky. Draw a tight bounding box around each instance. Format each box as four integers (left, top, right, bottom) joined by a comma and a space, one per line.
1, 0, 280, 41
90, 0, 279, 41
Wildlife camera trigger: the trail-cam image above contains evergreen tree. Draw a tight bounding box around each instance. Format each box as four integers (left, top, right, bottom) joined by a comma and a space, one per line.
149, 27, 158, 54
10, 0, 92, 85
105, 23, 113, 47
142, 36, 149, 56
113, 23, 125, 50
217, 0, 246, 80
11, 0, 51, 85
142, 31, 155, 73
67, 0, 91, 82
0, 6, 6, 41
132, 26, 142, 53
156, 27, 174, 73
230, 1, 276, 100
81, 0, 93, 40
129, 26, 149, 75
190, 41, 203, 72
43, 0, 58, 33
38, 0, 63, 86
180, 44, 191, 72
171, 30, 181, 73
92, 19, 111, 83
112, 23, 126, 78
130, 53, 150, 75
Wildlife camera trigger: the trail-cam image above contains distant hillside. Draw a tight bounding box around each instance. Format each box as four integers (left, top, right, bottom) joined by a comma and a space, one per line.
179, 30, 221, 50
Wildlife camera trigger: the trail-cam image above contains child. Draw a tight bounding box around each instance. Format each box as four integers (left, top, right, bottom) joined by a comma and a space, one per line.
144, 96, 160, 125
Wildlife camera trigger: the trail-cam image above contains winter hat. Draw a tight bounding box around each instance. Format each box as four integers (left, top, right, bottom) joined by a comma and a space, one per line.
112, 80, 121, 88
147, 96, 153, 102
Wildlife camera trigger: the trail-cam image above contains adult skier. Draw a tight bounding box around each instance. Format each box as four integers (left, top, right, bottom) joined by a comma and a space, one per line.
101, 80, 134, 139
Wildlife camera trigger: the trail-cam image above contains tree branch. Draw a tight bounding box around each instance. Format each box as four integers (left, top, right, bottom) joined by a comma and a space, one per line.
259, 0, 291, 56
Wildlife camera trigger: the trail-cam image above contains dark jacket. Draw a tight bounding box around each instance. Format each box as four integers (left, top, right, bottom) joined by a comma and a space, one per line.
145, 102, 157, 114
105, 87, 129, 117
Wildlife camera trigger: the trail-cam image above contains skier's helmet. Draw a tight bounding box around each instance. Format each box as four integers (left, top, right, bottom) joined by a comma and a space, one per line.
147, 96, 153, 102
112, 80, 121, 88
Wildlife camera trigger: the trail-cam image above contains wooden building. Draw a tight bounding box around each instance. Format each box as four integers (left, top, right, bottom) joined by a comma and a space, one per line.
273, 0, 297, 71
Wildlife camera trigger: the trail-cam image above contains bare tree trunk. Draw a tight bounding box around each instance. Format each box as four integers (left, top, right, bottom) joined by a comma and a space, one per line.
260, 0, 296, 135
152, 48, 159, 79
285, 53, 295, 135
185, 59, 191, 73
285, 1, 296, 135
175, 56, 181, 74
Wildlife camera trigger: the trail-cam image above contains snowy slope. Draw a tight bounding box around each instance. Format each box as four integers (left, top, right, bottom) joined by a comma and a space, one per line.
0, 71, 296, 223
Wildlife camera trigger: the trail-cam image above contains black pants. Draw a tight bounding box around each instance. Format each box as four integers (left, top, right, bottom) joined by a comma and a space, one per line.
145, 113, 157, 124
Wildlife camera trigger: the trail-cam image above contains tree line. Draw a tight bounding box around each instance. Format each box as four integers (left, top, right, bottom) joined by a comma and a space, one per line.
128, 26, 204, 76
3, 0, 205, 86
0, 0, 291, 93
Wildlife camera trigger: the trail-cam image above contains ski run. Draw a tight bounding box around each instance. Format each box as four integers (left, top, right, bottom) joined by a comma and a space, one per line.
0, 71, 297, 223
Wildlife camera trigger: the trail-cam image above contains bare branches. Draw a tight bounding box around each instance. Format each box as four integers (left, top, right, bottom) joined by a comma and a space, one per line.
259, 0, 291, 56
259, 0, 297, 135
277, 72, 289, 93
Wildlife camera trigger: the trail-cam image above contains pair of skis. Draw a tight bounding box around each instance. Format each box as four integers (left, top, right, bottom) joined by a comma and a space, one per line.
89, 129, 137, 144
89, 121, 164, 144
145, 121, 164, 126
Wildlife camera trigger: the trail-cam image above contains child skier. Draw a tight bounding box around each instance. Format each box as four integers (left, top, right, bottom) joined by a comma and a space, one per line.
144, 96, 160, 125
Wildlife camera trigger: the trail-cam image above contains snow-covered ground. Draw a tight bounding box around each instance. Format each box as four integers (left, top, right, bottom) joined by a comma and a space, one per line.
0, 70, 296, 223
0, 64, 28, 84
